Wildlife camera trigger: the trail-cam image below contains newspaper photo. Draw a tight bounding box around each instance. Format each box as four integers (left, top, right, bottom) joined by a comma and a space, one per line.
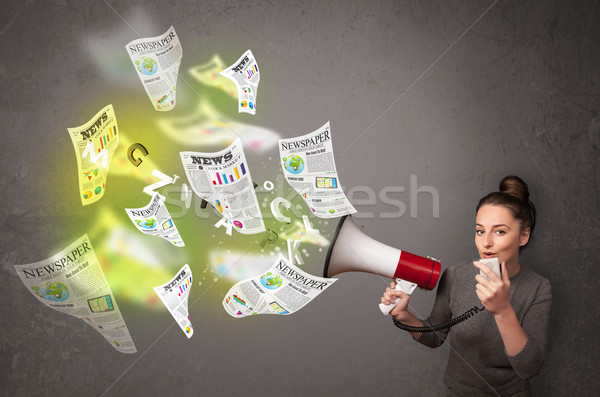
219, 49, 260, 115
279, 121, 357, 218
222, 257, 336, 318
68, 104, 119, 206
13, 235, 137, 354
125, 25, 182, 111
153, 264, 194, 339
180, 138, 266, 235
125, 193, 185, 247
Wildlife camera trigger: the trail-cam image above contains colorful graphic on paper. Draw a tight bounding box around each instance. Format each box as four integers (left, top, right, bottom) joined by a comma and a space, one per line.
178, 276, 192, 297
211, 162, 247, 185
233, 294, 248, 307
135, 218, 157, 230
269, 301, 289, 315
94, 126, 118, 153
135, 56, 158, 76
157, 93, 169, 104
260, 273, 283, 290
162, 219, 174, 231
247, 64, 258, 79
282, 155, 304, 174
316, 177, 337, 188
84, 169, 99, 180
31, 282, 69, 302
233, 220, 243, 229
87, 295, 115, 313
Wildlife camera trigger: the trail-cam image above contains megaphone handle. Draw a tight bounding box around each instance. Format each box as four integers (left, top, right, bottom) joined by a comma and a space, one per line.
379, 279, 418, 315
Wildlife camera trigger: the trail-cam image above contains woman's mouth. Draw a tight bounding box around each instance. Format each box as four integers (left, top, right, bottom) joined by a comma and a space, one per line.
482, 252, 497, 258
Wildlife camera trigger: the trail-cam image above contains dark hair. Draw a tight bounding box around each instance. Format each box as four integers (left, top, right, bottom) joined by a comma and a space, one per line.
476, 175, 537, 247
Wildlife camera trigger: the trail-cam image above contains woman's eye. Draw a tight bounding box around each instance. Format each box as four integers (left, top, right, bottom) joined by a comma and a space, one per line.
495, 230, 506, 235
476, 230, 484, 235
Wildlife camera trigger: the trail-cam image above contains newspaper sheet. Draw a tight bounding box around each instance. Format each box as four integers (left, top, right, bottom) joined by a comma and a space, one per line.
180, 138, 266, 235
153, 264, 194, 338
125, 26, 182, 111
219, 49, 260, 115
279, 121, 357, 218
188, 54, 237, 98
222, 257, 336, 317
13, 235, 137, 354
125, 193, 185, 247
68, 104, 119, 206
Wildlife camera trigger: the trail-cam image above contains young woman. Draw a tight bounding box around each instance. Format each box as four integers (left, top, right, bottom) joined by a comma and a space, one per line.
381, 176, 552, 397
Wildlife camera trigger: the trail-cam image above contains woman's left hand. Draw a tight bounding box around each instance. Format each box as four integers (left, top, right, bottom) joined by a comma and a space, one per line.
473, 260, 511, 315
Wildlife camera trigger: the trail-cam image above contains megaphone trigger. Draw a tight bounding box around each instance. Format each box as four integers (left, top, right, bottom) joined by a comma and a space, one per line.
323, 215, 441, 318
379, 279, 418, 315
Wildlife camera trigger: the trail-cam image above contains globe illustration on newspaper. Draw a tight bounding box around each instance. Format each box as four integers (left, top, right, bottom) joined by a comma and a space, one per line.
260, 273, 283, 290
282, 155, 305, 174
135, 56, 158, 76
32, 282, 69, 302
135, 218, 157, 230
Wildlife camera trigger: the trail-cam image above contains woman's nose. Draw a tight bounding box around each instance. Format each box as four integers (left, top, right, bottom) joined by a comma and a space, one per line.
483, 234, 493, 247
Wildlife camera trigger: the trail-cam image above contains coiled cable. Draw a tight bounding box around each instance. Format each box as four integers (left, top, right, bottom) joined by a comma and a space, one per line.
392, 306, 485, 333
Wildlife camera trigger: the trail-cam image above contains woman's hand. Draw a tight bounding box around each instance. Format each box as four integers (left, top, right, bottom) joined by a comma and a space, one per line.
473, 260, 512, 315
381, 281, 411, 320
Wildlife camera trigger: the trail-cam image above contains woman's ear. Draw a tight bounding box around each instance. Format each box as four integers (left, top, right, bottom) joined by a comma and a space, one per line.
520, 227, 531, 246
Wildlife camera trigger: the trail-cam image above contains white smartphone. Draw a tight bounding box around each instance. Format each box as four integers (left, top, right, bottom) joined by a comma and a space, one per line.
479, 257, 501, 279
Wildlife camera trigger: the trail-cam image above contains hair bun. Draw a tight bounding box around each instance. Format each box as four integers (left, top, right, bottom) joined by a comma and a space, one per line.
499, 175, 529, 202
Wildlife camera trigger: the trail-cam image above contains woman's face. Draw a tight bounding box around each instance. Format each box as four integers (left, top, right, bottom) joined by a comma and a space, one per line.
475, 204, 530, 267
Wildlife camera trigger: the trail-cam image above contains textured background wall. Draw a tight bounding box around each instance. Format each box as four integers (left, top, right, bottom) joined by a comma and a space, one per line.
1, 0, 599, 396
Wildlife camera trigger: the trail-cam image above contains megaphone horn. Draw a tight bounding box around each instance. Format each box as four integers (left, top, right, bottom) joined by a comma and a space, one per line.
323, 215, 441, 304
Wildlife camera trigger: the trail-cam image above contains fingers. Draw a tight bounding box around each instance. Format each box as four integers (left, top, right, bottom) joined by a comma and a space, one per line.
473, 260, 495, 279
381, 287, 396, 305
501, 261, 509, 282
475, 282, 490, 298
474, 273, 490, 286
475, 289, 486, 307
381, 292, 408, 306
381, 290, 394, 305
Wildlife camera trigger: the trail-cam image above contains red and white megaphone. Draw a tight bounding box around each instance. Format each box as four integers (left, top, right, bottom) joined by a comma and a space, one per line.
323, 215, 441, 315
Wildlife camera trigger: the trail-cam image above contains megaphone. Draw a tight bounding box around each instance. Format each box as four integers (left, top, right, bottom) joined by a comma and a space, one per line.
323, 215, 441, 315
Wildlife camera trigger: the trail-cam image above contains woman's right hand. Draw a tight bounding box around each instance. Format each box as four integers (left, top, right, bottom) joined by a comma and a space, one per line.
381, 281, 411, 319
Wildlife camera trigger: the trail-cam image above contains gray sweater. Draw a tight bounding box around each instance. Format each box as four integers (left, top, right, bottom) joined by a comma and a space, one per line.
415, 261, 552, 396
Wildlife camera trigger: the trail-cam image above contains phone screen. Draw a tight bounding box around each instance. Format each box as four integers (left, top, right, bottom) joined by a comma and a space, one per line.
316, 177, 337, 188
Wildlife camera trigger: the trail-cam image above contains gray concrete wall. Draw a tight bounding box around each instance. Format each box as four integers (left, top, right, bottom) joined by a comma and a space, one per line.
1, 0, 598, 395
